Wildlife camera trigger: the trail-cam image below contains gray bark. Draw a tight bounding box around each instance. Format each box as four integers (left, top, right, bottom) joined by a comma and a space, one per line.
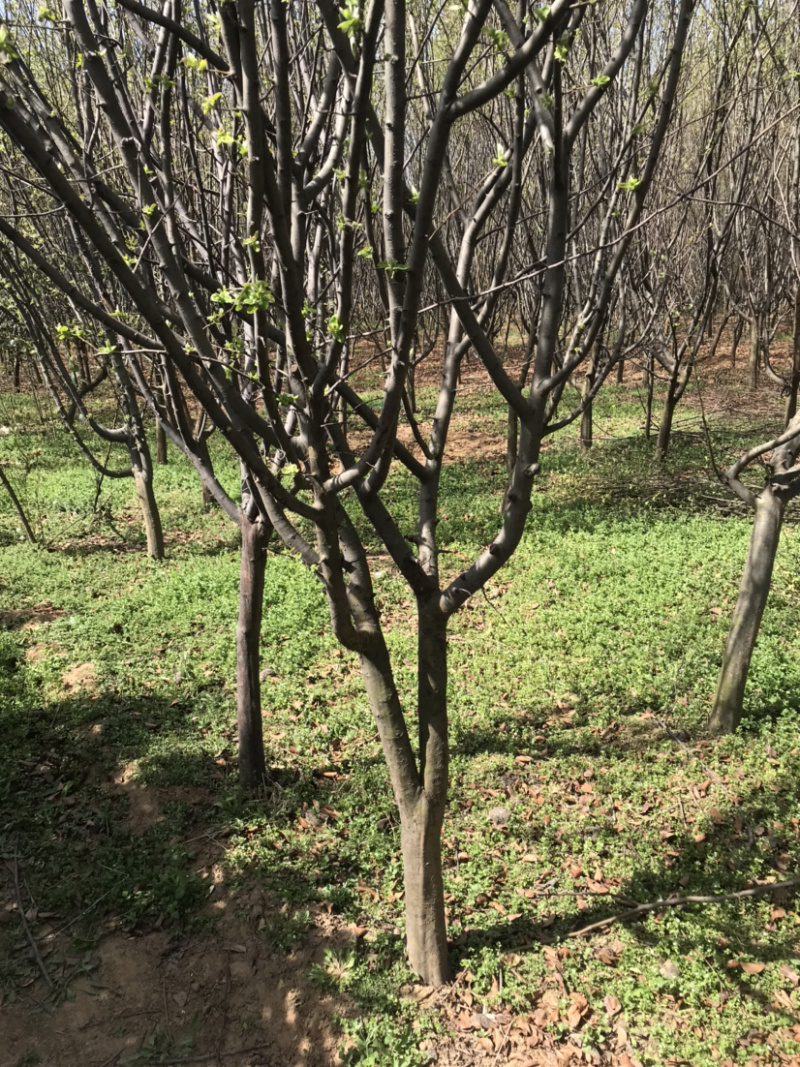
132, 465, 164, 559
708, 489, 784, 735
236, 511, 269, 787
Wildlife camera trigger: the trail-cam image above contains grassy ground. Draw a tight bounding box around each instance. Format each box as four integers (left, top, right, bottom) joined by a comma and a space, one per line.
1, 367, 799, 1066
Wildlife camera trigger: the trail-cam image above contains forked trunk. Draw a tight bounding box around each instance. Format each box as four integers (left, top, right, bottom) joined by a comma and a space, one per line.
236, 511, 268, 787
708, 489, 784, 735
400, 794, 449, 985
133, 465, 165, 559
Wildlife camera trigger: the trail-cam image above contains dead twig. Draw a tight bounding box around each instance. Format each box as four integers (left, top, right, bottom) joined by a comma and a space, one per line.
568, 876, 800, 938
9, 846, 53, 991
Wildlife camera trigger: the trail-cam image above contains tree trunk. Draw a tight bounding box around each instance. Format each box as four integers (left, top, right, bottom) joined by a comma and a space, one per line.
643, 351, 654, 440
403, 604, 450, 985
156, 421, 168, 465
400, 792, 449, 985
616, 357, 624, 383
0, 465, 36, 543
784, 288, 800, 426
236, 511, 268, 787
708, 488, 784, 735
730, 316, 744, 367
408, 360, 417, 414
196, 435, 216, 510
506, 405, 518, 477
580, 345, 596, 449
749, 317, 759, 390
655, 366, 679, 462
358, 607, 451, 986
133, 465, 165, 559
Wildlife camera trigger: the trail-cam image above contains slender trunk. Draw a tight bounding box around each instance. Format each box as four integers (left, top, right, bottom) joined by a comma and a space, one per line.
133, 465, 165, 559
196, 435, 216, 509
708, 488, 784, 735
730, 316, 744, 367
749, 317, 759, 390
403, 605, 450, 984
12, 355, 20, 392
408, 360, 416, 414
506, 405, 518, 477
236, 511, 268, 787
156, 421, 168, 465
643, 351, 654, 440
616, 357, 624, 383
0, 465, 36, 543
655, 364, 679, 462
784, 288, 800, 426
580, 346, 596, 449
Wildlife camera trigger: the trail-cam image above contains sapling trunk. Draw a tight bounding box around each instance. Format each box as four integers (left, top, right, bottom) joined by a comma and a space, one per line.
156, 422, 168, 465
236, 511, 269, 787
749, 318, 759, 390
730, 317, 744, 367
655, 364, 680, 462
132, 465, 164, 559
784, 289, 800, 425
0, 465, 36, 543
708, 489, 784, 735
580, 344, 596, 449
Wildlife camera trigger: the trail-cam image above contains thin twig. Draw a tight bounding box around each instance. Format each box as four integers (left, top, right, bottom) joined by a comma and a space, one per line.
9, 847, 53, 990
567, 876, 800, 938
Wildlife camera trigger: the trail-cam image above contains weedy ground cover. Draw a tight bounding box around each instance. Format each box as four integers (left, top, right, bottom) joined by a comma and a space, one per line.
0, 368, 799, 1066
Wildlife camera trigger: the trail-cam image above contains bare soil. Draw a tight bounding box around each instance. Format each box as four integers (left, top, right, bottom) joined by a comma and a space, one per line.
0, 861, 354, 1067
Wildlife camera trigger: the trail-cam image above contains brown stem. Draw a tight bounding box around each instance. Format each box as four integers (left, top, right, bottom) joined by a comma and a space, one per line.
709, 487, 784, 735
236, 511, 269, 787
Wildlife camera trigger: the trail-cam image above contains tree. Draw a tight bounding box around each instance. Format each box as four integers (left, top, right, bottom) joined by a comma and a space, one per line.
0, 0, 693, 983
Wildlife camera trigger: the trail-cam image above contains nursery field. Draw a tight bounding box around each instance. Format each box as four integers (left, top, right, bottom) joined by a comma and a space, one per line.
1, 365, 800, 1067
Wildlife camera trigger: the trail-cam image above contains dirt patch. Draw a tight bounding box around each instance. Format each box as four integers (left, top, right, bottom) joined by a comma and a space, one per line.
26, 642, 60, 664
61, 662, 96, 693
99, 760, 212, 835
0, 894, 351, 1067
0, 603, 65, 631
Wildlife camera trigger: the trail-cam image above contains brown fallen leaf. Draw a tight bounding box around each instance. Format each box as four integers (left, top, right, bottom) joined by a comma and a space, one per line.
594, 944, 621, 966
566, 992, 588, 1028
780, 964, 799, 986
604, 993, 622, 1017
741, 961, 765, 975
